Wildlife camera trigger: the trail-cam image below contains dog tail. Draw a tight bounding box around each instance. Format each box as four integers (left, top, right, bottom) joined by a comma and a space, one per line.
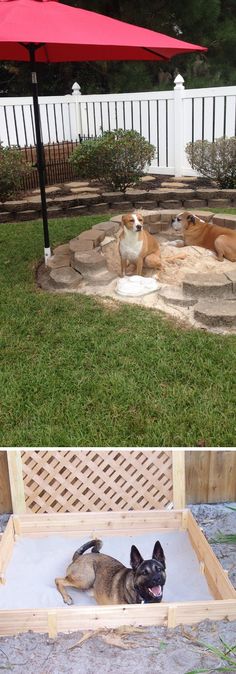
72, 539, 103, 562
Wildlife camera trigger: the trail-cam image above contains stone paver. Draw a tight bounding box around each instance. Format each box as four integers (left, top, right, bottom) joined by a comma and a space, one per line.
72, 250, 107, 277
69, 237, 94, 253
47, 253, 71, 270
53, 244, 70, 255
183, 273, 233, 298
159, 286, 197, 307
194, 300, 236, 327
92, 221, 119, 235
0, 212, 10, 222
161, 182, 189, 188
78, 229, 105, 247
49, 267, 82, 289
65, 181, 90, 189
212, 214, 236, 229
70, 186, 101, 194
140, 175, 153, 182
2, 200, 34, 212
18, 210, 39, 221
225, 270, 236, 293
169, 176, 196, 182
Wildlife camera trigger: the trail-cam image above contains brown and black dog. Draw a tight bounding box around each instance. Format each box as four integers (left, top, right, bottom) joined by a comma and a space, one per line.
55, 538, 166, 606
119, 212, 162, 276
172, 211, 236, 261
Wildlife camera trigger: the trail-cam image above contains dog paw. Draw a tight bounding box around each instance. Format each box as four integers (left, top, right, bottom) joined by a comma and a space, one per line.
64, 596, 73, 605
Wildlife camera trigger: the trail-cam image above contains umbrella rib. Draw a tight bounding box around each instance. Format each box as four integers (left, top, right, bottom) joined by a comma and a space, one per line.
142, 47, 169, 60
19, 41, 45, 53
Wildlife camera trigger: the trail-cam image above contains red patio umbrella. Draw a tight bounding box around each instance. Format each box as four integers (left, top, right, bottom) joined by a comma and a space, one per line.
0, 0, 207, 262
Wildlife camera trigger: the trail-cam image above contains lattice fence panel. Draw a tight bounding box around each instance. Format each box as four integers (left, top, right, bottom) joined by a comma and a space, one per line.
21, 451, 173, 513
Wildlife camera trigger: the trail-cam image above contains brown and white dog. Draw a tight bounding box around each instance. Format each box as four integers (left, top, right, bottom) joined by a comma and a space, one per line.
119, 212, 162, 276
172, 211, 236, 262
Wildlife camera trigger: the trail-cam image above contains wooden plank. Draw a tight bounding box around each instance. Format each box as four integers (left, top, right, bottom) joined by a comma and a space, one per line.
172, 451, 186, 509
167, 605, 177, 628
18, 510, 183, 536
185, 451, 211, 503
0, 517, 14, 583
47, 610, 58, 638
0, 452, 12, 514
185, 451, 236, 503
0, 600, 236, 636
187, 511, 236, 600
7, 452, 26, 514
208, 451, 236, 502
175, 599, 236, 625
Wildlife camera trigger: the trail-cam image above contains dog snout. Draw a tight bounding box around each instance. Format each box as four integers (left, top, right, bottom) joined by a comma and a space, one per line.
136, 224, 142, 231
172, 216, 182, 231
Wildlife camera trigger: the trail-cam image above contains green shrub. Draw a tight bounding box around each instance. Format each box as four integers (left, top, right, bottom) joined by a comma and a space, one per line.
0, 143, 32, 201
185, 136, 236, 188
69, 129, 156, 192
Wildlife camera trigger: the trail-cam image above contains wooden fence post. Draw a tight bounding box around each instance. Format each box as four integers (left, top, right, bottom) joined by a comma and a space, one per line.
172, 450, 186, 509
7, 451, 26, 514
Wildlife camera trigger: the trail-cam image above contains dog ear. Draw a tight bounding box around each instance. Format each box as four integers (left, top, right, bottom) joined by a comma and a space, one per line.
152, 541, 166, 569
186, 214, 196, 226
130, 545, 143, 571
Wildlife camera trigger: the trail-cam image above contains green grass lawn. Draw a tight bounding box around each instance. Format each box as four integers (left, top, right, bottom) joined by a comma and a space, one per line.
0, 211, 236, 447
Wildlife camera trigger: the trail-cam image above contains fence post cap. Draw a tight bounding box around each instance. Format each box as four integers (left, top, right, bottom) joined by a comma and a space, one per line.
72, 82, 81, 96
174, 74, 185, 89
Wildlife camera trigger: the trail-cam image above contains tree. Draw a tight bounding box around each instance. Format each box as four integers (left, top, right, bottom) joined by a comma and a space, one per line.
0, 0, 235, 96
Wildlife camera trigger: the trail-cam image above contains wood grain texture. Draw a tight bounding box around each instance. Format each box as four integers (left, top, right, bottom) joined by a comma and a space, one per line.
0, 452, 12, 514
185, 451, 236, 503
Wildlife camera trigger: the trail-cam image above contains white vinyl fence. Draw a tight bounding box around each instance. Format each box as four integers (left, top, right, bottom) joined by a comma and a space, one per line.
0, 75, 236, 177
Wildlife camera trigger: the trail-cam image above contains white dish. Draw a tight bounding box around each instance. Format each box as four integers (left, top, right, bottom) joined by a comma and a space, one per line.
116, 275, 160, 296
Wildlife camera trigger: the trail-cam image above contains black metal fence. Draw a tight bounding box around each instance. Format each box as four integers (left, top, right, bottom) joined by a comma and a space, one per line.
19, 136, 91, 192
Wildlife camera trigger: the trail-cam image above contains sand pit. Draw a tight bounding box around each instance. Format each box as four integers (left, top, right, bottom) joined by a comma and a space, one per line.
39, 210, 236, 332
0, 530, 213, 610
102, 232, 236, 286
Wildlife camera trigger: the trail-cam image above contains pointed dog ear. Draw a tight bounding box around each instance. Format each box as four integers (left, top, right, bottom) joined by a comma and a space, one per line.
130, 545, 143, 570
152, 541, 166, 569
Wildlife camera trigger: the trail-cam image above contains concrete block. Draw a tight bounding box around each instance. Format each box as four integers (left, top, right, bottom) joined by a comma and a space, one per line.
183, 273, 233, 298
72, 250, 107, 277
49, 267, 82, 289
184, 200, 208, 209
194, 300, 236, 327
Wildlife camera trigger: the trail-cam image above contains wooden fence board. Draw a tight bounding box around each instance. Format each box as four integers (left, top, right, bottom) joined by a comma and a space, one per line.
0, 453, 12, 513
185, 451, 236, 503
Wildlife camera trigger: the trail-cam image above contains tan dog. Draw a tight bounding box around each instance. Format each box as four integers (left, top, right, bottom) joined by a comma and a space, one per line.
55, 538, 166, 606
172, 211, 236, 261
119, 212, 161, 276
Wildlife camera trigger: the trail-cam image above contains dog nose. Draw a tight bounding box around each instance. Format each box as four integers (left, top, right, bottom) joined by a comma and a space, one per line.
136, 225, 142, 230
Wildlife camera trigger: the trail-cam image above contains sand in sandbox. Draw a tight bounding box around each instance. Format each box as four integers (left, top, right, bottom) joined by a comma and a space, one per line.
102, 235, 236, 285
0, 530, 213, 609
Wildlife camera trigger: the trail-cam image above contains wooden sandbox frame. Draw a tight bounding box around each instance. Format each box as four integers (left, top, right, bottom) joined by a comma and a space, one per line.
0, 508, 236, 637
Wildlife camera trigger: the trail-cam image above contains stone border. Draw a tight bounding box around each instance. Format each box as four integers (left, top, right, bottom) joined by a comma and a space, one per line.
37, 208, 236, 331
1, 180, 236, 223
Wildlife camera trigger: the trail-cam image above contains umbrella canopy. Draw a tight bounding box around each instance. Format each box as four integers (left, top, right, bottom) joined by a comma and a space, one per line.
0, 0, 207, 262
0, 0, 206, 63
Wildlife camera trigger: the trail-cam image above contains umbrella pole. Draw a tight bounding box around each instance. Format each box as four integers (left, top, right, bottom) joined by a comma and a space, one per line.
29, 45, 51, 264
